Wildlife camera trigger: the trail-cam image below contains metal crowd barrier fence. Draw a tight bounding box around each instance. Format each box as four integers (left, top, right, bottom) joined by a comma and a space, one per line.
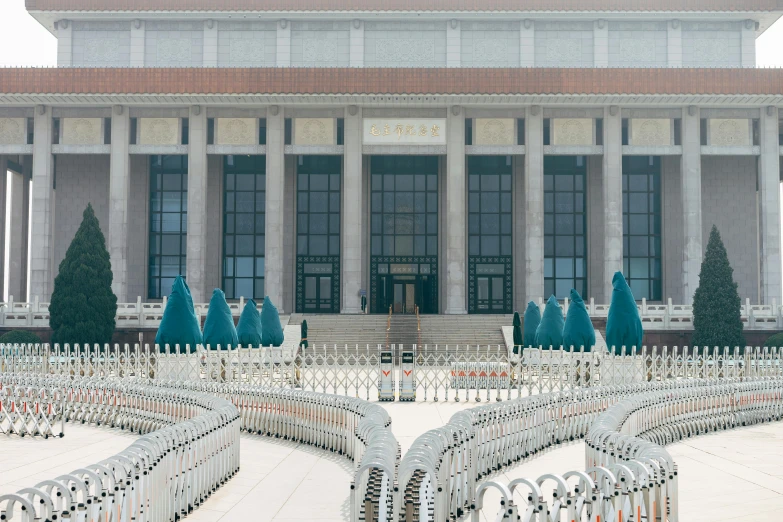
2, 344, 782, 402
399, 378, 783, 522
0, 373, 242, 522
0, 375, 65, 437
0, 371, 400, 522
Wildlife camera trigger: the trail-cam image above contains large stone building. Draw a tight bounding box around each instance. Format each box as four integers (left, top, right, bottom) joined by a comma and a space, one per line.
0, 0, 782, 316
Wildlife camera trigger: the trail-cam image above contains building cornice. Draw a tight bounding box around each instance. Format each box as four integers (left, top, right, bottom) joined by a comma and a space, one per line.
2, 67, 783, 106
24, 0, 783, 12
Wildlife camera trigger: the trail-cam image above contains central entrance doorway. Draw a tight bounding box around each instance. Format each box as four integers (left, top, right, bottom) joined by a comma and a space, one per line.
369, 155, 439, 314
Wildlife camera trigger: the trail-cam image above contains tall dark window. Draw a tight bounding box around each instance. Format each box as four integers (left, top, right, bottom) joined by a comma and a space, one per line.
468, 156, 513, 313
148, 155, 188, 299
296, 155, 341, 313
544, 156, 587, 298
623, 156, 662, 300
222, 155, 265, 300
370, 156, 438, 257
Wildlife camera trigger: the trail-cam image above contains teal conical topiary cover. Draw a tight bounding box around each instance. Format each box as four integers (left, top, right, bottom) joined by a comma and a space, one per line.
523, 301, 541, 347
535, 295, 564, 349
236, 299, 263, 347
49, 204, 117, 347
563, 289, 596, 351
605, 272, 644, 353
260, 296, 285, 347
155, 275, 202, 352
203, 289, 238, 350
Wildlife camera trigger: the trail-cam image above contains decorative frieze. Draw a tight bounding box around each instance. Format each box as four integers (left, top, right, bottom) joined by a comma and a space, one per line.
363, 118, 446, 145
61, 118, 103, 145
544, 38, 582, 63
302, 37, 339, 63
230, 39, 264, 63
84, 37, 122, 63
551, 118, 594, 146
474, 118, 514, 146
630, 118, 672, 147
0, 118, 27, 145
472, 40, 507, 64
294, 118, 335, 146
709, 118, 751, 147
157, 38, 192, 64
216, 118, 257, 146
375, 41, 436, 64
139, 118, 179, 145
619, 38, 656, 63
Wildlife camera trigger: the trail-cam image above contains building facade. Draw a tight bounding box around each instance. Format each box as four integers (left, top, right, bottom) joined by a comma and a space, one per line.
0, 1, 782, 315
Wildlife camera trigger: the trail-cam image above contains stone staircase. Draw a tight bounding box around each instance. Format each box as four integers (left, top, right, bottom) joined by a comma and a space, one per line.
287, 313, 512, 349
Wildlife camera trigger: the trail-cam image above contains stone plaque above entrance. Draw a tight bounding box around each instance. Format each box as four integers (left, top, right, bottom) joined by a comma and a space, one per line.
551, 118, 594, 146
294, 118, 335, 146
474, 118, 515, 145
709, 118, 751, 147
139, 118, 180, 145
62, 117, 103, 145
0, 118, 26, 145
216, 118, 257, 145
630, 118, 672, 147
363, 118, 447, 145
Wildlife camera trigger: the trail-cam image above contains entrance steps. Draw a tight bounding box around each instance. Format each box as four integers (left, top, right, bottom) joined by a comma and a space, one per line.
288, 313, 512, 349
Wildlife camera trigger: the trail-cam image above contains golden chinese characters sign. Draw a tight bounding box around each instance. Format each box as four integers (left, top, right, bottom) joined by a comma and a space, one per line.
363, 118, 446, 145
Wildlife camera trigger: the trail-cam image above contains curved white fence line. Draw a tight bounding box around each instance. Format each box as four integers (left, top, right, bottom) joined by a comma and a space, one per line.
400, 378, 783, 522
0, 374, 400, 522
0, 373, 242, 522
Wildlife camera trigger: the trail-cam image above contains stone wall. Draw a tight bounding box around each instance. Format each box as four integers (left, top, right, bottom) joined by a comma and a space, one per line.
682, 22, 742, 67
217, 21, 277, 67
460, 22, 520, 67
701, 155, 759, 303
608, 22, 667, 67
72, 21, 131, 66
53, 154, 110, 278
144, 22, 204, 67
363, 22, 447, 67
534, 22, 594, 67
290, 21, 350, 67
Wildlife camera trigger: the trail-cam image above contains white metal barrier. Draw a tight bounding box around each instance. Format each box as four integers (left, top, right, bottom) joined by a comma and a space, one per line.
0, 376, 64, 437
3, 344, 783, 402
400, 378, 783, 522
0, 374, 242, 522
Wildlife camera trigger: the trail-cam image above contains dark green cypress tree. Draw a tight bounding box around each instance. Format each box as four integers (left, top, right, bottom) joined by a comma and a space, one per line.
691, 225, 745, 350
49, 204, 117, 346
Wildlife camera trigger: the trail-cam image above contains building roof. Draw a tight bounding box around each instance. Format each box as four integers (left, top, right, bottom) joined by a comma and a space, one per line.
2, 67, 783, 96
24, 0, 783, 12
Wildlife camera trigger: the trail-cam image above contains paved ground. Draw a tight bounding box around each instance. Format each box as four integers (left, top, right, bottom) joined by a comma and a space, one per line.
2, 410, 783, 522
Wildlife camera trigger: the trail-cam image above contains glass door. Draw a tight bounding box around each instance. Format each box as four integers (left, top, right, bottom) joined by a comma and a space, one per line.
303, 275, 333, 313
476, 275, 505, 312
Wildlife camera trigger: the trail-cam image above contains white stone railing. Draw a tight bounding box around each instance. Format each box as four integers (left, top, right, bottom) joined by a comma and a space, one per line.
1, 296, 780, 330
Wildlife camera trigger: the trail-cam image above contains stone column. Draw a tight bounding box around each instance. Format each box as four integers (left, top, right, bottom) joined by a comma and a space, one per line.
681, 106, 702, 305
56, 19, 72, 67
602, 106, 623, 302
593, 20, 609, 67
759, 107, 782, 304
667, 20, 682, 67
264, 108, 286, 311
130, 20, 145, 67
30, 106, 55, 301
342, 106, 363, 313
349, 20, 364, 67
276, 20, 291, 67
520, 20, 535, 67
109, 106, 131, 302
7, 167, 29, 301
445, 107, 467, 314
741, 19, 756, 67
186, 106, 208, 303
0, 157, 6, 300
525, 106, 545, 303
446, 20, 460, 67
203, 19, 218, 67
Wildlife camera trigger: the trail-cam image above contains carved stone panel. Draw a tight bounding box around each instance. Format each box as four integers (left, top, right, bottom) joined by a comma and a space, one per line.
294, 118, 335, 146
61, 118, 104, 145
230, 39, 265, 64
630, 119, 672, 147
375, 40, 436, 65
84, 37, 122, 64
472, 39, 507, 65
709, 119, 750, 147
157, 38, 192, 64
0, 118, 27, 145
474, 118, 515, 146
216, 118, 257, 146
551, 118, 594, 146
545, 38, 582, 63
139, 118, 180, 146
302, 37, 339, 63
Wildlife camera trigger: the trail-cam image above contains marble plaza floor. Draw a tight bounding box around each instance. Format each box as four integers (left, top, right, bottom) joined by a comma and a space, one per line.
1, 410, 782, 522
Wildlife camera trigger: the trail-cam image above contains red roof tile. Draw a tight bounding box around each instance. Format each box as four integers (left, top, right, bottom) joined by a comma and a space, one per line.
25, 0, 783, 12
1, 67, 783, 96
